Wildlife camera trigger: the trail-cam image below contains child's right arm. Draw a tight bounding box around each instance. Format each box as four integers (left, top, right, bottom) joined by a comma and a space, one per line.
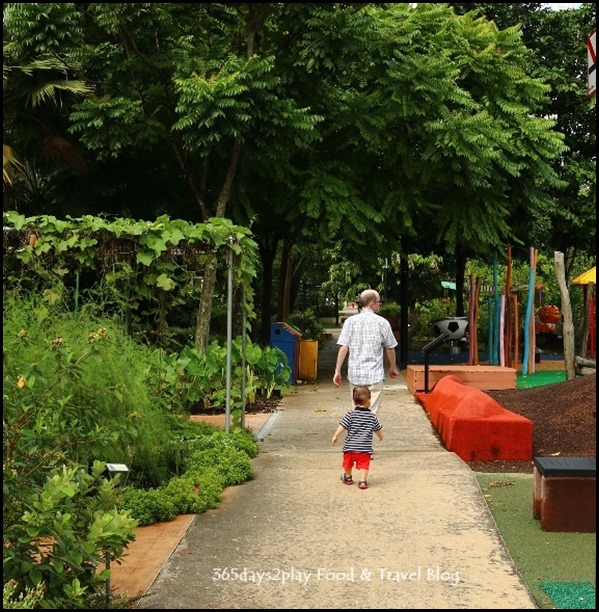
332, 424, 346, 445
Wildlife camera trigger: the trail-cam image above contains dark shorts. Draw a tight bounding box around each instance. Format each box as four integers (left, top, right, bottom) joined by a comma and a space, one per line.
342, 451, 371, 471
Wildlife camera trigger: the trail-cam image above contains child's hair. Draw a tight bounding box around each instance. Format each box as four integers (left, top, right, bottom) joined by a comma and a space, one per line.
353, 385, 371, 406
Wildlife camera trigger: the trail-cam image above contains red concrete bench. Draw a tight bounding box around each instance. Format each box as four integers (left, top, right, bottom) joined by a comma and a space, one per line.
415, 375, 532, 462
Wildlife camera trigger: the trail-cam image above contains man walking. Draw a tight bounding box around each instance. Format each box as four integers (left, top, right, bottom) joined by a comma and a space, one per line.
333, 288, 399, 414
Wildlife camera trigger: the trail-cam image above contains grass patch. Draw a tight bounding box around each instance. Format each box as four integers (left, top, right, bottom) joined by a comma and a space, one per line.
476, 473, 596, 609
517, 370, 566, 389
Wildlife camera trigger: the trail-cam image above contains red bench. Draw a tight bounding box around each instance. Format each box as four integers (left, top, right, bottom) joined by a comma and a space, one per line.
415, 375, 532, 461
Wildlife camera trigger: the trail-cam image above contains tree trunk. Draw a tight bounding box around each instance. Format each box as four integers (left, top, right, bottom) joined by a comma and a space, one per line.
399, 256, 410, 369
455, 248, 466, 317
278, 239, 293, 320
579, 284, 590, 358
194, 256, 218, 352
554, 251, 576, 380
258, 240, 278, 345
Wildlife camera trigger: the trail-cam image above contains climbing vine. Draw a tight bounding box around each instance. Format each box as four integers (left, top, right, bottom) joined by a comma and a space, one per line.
3, 212, 259, 347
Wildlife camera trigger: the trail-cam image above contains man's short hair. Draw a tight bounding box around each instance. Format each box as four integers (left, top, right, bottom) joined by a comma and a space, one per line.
360, 289, 378, 305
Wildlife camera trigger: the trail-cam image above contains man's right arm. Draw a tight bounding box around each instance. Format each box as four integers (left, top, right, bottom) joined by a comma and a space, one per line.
333, 345, 349, 387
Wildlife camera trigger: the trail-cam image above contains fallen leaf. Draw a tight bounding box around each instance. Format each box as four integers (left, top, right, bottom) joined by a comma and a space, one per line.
550, 451, 561, 456
488, 480, 515, 488
314, 408, 327, 412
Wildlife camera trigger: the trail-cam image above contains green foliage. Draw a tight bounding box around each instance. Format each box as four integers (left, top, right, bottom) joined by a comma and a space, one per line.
378, 302, 401, 320
243, 343, 292, 401
2, 222, 266, 602
190, 469, 226, 511
119, 425, 258, 524
3, 293, 175, 486
183, 446, 254, 487
148, 337, 292, 413
161, 470, 224, 516
3, 212, 259, 351
3, 461, 137, 610
286, 309, 327, 343
119, 487, 177, 526
409, 299, 458, 340
183, 427, 259, 460
3, 580, 45, 609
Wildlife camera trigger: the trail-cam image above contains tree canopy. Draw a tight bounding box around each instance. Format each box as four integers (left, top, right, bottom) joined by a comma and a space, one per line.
4, 3, 593, 343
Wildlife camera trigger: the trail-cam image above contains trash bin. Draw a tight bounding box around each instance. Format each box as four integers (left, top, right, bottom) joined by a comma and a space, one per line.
298, 339, 318, 381
270, 322, 301, 383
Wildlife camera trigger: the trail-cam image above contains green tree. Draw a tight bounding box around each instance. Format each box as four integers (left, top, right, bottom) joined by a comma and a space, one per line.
2, 55, 93, 212
4, 3, 322, 349
4, 3, 578, 344
448, 2, 597, 277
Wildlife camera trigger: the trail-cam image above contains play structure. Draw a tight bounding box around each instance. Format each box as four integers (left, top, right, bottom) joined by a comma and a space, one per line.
410, 247, 595, 463
572, 265, 596, 360
475, 246, 540, 374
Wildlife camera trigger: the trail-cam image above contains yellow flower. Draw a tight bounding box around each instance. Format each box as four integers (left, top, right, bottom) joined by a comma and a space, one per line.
17, 376, 26, 389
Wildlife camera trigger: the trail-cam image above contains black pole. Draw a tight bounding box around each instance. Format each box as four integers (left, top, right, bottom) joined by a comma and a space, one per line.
422, 332, 449, 393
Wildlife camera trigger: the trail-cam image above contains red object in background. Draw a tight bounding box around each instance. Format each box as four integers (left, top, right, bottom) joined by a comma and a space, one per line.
589, 292, 595, 359
535, 322, 556, 334
538, 304, 561, 324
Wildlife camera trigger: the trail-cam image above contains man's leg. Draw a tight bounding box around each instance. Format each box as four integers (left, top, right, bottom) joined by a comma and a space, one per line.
367, 380, 385, 414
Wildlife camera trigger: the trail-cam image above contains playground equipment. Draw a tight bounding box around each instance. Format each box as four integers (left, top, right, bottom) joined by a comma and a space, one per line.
422, 317, 469, 393
431, 316, 469, 340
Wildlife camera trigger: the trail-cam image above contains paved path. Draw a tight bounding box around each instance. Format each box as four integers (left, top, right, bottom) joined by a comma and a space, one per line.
138, 330, 536, 609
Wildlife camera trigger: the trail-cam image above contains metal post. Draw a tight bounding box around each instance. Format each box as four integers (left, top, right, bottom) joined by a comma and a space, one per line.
421, 332, 449, 393
225, 245, 233, 434
105, 552, 111, 606
241, 285, 247, 431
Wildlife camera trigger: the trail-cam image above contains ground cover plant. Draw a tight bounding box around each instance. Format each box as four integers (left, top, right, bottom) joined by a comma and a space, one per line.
3, 293, 278, 608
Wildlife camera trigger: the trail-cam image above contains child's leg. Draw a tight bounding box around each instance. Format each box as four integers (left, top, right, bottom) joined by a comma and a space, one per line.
356, 454, 371, 485
341, 453, 354, 484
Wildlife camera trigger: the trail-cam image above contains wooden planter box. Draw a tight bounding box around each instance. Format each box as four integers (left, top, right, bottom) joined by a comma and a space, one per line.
406, 364, 516, 395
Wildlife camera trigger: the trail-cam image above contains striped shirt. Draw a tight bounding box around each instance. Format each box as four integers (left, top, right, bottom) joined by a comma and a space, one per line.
339, 407, 382, 454
337, 309, 398, 385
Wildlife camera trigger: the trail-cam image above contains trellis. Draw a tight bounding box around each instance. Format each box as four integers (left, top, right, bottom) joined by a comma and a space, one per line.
3, 212, 259, 432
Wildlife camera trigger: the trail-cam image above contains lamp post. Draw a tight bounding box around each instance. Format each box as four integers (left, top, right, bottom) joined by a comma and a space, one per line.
103, 463, 130, 606
383, 258, 390, 301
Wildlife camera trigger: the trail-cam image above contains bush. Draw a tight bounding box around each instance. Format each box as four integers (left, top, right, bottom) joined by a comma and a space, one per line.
183, 426, 259, 459
183, 446, 254, 486
287, 309, 327, 343
3, 580, 45, 609
3, 462, 137, 609
378, 302, 401, 319
121, 487, 178, 526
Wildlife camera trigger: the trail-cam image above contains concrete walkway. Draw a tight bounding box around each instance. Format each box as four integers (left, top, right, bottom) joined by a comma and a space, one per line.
138, 329, 536, 609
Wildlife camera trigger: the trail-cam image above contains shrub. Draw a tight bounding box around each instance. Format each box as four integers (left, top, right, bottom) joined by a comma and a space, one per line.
162, 469, 225, 514
183, 446, 254, 486
3, 580, 45, 609
3, 462, 137, 609
183, 426, 259, 459
120, 487, 177, 526
287, 309, 327, 343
